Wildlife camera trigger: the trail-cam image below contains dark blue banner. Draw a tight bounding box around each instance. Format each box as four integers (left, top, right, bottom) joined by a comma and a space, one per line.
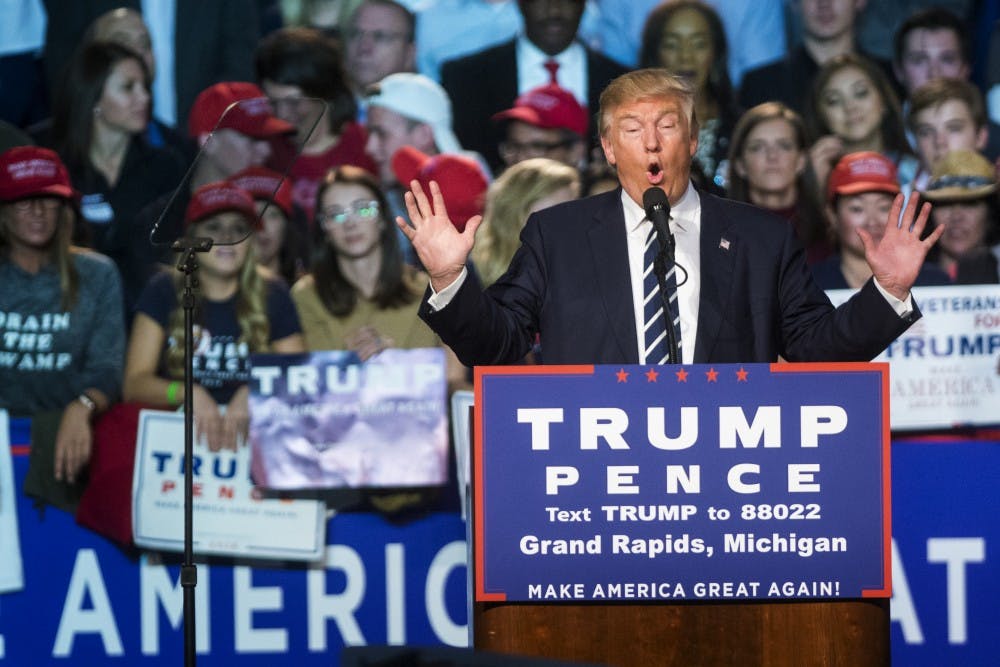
0, 420, 468, 666
474, 363, 891, 602
890, 439, 999, 667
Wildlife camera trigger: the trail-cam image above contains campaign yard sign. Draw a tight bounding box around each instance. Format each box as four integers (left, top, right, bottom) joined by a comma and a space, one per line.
248, 349, 449, 489
827, 284, 1000, 429
474, 363, 891, 603
132, 410, 326, 561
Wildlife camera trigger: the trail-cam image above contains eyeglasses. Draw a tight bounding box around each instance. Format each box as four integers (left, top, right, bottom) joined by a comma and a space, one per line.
197, 219, 253, 242
343, 28, 410, 45
499, 138, 576, 160
319, 200, 381, 228
12, 197, 63, 213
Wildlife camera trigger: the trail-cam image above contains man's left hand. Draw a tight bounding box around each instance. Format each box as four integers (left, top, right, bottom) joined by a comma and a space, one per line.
860, 193, 945, 301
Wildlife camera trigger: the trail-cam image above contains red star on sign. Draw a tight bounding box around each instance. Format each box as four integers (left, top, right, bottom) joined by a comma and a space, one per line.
645, 368, 659, 382
616, 368, 629, 383
675, 368, 689, 382
736, 367, 749, 382
705, 368, 719, 382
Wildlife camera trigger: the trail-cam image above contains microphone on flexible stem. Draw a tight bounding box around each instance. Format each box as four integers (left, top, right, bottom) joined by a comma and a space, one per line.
642, 187, 680, 364
643, 187, 674, 261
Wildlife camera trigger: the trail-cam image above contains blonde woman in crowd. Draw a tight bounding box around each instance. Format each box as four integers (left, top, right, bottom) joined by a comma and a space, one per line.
124, 182, 305, 451
473, 157, 580, 288
0, 147, 124, 484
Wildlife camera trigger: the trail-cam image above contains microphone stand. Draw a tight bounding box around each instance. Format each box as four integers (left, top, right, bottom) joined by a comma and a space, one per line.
172, 236, 213, 667
652, 237, 680, 365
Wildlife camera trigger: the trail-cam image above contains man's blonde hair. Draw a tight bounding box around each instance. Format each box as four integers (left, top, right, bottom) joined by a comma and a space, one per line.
598, 68, 698, 138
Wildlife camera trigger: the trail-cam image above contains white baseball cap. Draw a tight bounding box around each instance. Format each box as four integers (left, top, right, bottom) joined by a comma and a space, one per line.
366, 73, 462, 154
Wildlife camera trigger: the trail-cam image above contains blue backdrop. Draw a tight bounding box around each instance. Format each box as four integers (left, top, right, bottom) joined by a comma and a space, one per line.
1, 420, 997, 665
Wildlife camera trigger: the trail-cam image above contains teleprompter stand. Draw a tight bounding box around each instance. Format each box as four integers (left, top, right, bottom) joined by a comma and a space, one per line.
173, 237, 213, 667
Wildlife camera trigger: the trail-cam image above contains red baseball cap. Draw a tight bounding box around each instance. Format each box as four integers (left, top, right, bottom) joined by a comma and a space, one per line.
827, 151, 900, 203
185, 181, 259, 227
0, 146, 78, 203
492, 84, 588, 137
228, 166, 294, 218
187, 82, 295, 139
391, 146, 488, 232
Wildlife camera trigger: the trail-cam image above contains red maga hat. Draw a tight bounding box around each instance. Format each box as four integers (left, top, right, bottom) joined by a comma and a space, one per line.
228, 166, 294, 218
188, 82, 295, 139
0, 146, 78, 203
492, 84, 588, 137
391, 146, 488, 232
185, 181, 259, 227
826, 151, 900, 203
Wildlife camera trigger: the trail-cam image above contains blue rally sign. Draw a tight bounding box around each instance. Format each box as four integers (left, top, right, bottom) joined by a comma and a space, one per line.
473, 363, 891, 603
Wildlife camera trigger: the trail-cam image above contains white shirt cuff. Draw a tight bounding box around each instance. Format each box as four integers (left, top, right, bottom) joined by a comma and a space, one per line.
426, 267, 468, 311
873, 278, 914, 318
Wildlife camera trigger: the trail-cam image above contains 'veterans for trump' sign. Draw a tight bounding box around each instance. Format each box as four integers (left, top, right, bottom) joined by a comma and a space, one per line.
474, 363, 891, 602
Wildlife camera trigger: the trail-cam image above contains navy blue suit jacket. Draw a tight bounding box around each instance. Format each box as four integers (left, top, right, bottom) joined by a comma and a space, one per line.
421, 189, 920, 366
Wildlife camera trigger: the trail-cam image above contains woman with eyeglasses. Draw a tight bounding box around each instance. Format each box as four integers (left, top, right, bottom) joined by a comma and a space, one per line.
123, 182, 305, 451
292, 165, 443, 360
0, 147, 125, 485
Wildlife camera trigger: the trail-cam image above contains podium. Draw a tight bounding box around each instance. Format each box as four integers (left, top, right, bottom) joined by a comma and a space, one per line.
470, 363, 892, 667
473, 599, 888, 666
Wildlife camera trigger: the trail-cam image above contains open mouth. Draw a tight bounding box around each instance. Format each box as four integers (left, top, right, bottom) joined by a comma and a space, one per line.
647, 162, 664, 185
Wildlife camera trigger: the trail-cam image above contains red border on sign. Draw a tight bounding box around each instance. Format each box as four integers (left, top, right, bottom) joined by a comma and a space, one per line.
473, 364, 594, 601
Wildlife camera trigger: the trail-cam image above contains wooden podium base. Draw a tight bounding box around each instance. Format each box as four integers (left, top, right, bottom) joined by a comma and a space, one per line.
474, 598, 889, 666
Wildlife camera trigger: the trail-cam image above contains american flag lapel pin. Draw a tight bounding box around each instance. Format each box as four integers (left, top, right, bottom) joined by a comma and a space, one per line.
719, 237, 730, 251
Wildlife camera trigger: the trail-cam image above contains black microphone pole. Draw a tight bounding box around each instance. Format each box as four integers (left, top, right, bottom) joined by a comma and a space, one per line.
643, 187, 680, 365
172, 235, 213, 667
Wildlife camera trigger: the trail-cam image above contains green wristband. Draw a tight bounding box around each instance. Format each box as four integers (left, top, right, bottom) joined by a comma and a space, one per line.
166, 381, 181, 406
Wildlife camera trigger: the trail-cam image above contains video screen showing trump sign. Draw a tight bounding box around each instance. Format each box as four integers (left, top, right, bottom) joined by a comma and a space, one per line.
249, 348, 448, 489
474, 363, 891, 602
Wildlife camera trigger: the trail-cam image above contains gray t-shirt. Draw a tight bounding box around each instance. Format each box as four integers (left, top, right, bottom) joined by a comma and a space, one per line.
0, 250, 125, 416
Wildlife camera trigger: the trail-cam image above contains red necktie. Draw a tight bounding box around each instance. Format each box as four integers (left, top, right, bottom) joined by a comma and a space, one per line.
543, 59, 560, 85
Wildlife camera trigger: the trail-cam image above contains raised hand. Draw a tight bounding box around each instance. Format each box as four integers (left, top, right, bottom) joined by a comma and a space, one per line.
859, 193, 944, 300
397, 180, 482, 292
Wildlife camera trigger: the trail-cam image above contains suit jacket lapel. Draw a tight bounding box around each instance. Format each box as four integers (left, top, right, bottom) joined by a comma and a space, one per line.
694, 193, 737, 363
587, 190, 639, 363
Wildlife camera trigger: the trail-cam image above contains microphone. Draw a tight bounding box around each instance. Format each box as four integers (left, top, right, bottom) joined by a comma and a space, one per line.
642, 187, 674, 261
642, 186, 680, 365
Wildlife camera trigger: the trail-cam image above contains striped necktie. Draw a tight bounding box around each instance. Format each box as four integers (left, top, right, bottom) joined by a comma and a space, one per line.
642, 227, 682, 364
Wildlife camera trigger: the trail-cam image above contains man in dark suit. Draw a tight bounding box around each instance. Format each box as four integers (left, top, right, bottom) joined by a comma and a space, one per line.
395, 69, 943, 367
440, 0, 627, 173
